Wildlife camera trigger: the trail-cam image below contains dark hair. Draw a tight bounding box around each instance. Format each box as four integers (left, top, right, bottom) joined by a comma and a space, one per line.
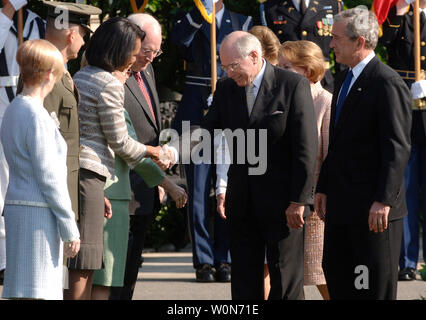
85, 17, 145, 72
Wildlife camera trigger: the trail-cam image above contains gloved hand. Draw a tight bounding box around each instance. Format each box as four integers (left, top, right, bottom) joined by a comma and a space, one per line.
410, 80, 426, 99
9, 0, 27, 11
206, 94, 213, 107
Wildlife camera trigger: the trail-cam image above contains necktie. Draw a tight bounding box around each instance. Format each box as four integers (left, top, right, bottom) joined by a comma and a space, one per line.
300, 0, 308, 14
334, 69, 353, 126
134, 72, 157, 124
246, 84, 255, 116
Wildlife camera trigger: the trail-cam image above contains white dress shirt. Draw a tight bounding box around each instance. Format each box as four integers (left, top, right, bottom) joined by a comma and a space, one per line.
292, 0, 311, 12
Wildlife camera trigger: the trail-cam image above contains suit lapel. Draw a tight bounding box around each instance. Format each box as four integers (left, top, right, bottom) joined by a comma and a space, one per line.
126, 74, 158, 132
276, 1, 301, 24
142, 68, 161, 130
301, 0, 319, 26
231, 82, 249, 128
248, 62, 275, 127
333, 56, 379, 137
217, 10, 233, 46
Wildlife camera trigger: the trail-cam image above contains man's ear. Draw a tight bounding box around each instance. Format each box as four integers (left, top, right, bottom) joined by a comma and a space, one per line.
357, 36, 366, 50
249, 50, 260, 64
66, 29, 74, 45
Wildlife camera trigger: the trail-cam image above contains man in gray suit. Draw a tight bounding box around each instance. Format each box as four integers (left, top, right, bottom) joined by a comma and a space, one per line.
109, 13, 177, 300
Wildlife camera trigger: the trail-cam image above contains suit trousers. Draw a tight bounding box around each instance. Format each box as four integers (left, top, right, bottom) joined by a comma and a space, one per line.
184, 163, 231, 268
229, 206, 304, 300
399, 140, 426, 269
322, 219, 403, 300
109, 214, 154, 300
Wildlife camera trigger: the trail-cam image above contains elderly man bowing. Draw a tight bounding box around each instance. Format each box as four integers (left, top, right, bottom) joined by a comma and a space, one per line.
315, 8, 412, 300
202, 31, 317, 300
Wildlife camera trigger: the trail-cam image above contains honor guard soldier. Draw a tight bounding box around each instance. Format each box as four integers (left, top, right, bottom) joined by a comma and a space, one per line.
261, 0, 344, 91
0, 0, 45, 285
170, 0, 252, 283
381, 0, 426, 283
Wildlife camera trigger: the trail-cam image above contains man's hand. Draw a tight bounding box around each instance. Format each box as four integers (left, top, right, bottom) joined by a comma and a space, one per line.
216, 193, 226, 220
64, 239, 80, 258
285, 202, 305, 229
314, 193, 327, 221
159, 177, 188, 208
368, 201, 390, 233
154, 144, 175, 171
104, 196, 112, 219
144, 145, 162, 161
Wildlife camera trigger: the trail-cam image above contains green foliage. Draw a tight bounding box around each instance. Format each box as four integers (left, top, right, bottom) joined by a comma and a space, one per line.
144, 202, 189, 251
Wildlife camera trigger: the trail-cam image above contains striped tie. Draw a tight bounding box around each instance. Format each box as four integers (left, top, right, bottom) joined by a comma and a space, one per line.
246, 84, 255, 116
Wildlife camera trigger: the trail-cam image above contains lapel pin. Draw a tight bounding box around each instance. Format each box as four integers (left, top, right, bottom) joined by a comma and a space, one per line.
357, 87, 362, 91
226, 19, 231, 23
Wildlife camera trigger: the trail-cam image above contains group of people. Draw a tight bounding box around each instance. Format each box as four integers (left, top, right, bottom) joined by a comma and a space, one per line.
0, 0, 187, 300
0, 0, 424, 301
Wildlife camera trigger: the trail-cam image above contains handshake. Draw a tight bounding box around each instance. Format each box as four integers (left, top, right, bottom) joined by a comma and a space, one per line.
145, 144, 177, 171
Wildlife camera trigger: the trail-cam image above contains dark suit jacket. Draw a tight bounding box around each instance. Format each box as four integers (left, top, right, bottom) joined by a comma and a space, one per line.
316, 56, 412, 225
201, 62, 317, 241
124, 64, 162, 216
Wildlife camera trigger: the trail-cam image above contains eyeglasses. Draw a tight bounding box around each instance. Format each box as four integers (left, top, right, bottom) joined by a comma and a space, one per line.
141, 47, 163, 58
220, 62, 240, 73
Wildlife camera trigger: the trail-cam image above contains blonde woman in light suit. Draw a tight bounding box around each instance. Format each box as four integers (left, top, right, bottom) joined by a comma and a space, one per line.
278, 40, 331, 300
0, 39, 80, 300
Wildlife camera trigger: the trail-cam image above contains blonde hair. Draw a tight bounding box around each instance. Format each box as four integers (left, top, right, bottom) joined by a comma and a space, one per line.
248, 26, 281, 65
17, 39, 65, 86
279, 40, 326, 83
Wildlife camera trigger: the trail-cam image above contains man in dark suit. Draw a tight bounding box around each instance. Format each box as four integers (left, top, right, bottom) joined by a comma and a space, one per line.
380, 0, 426, 282
315, 8, 412, 300
170, 0, 252, 282
261, 0, 344, 92
108, 13, 177, 300
202, 31, 317, 299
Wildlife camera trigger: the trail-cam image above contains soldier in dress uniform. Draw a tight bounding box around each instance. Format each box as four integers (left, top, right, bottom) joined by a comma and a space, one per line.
261, 0, 343, 92
170, 0, 252, 283
381, 0, 426, 282
0, 0, 45, 285
39, 1, 101, 227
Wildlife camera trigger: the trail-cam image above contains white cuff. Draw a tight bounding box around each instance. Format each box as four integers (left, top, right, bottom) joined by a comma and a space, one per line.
410, 80, 426, 99
216, 187, 227, 196
169, 146, 179, 164
10, 0, 27, 11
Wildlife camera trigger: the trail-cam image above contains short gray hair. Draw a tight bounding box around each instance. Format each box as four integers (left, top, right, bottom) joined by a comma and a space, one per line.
225, 32, 263, 58
127, 13, 161, 35
334, 6, 379, 50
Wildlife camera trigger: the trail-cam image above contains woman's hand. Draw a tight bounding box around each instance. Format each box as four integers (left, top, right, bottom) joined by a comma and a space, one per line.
64, 239, 80, 258
159, 177, 188, 208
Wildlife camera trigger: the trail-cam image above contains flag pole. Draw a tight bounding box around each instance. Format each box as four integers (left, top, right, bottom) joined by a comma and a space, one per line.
17, 8, 23, 45
210, 1, 217, 94
414, 0, 421, 81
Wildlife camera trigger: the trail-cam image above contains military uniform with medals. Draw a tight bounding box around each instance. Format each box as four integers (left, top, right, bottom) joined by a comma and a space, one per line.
261, 0, 343, 91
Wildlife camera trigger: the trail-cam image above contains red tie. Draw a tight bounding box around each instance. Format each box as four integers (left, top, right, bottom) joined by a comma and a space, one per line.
134, 72, 157, 124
